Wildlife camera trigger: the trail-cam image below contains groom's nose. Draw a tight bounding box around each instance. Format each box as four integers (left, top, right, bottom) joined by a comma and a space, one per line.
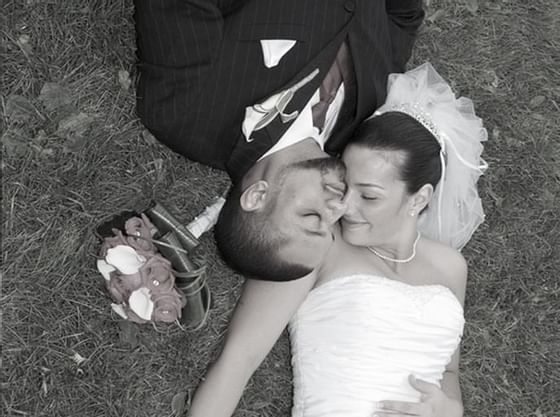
340, 188, 357, 217
325, 198, 348, 225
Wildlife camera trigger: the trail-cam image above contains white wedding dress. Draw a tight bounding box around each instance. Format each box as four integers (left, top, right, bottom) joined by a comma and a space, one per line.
288, 274, 464, 417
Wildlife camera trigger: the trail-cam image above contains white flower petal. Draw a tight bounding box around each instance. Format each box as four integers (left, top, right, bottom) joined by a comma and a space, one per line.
105, 245, 146, 274
96, 259, 116, 281
111, 303, 128, 319
128, 287, 154, 321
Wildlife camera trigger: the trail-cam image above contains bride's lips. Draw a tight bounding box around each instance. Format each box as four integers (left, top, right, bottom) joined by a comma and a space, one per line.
341, 217, 368, 229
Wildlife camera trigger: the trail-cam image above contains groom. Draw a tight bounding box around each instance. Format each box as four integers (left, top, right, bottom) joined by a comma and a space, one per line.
134, 0, 424, 281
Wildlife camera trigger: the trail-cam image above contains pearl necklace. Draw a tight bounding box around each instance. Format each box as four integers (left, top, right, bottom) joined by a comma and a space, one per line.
367, 232, 421, 264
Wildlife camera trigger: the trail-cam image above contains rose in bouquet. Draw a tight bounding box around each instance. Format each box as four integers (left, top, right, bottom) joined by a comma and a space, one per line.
96, 214, 186, 324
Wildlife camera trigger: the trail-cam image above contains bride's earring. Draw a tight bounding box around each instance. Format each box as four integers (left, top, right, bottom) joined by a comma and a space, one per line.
409, 211, 416, 217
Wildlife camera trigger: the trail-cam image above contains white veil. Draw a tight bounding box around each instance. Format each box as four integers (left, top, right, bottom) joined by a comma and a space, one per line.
372, 63, 488, 250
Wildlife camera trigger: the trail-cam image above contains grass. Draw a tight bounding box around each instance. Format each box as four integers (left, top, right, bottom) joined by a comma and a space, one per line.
2, 0, 559, 416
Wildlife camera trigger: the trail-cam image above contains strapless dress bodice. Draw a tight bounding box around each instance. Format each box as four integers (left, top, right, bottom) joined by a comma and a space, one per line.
288, 274, 464, 417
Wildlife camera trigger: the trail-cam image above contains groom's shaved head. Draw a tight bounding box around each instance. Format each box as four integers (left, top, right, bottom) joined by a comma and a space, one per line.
214, 182, 313, 281
215, 155, 346, 281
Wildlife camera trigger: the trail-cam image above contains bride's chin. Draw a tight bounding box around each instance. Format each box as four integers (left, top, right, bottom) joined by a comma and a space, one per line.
340, 219, 369, 238
340, 228, 365, 246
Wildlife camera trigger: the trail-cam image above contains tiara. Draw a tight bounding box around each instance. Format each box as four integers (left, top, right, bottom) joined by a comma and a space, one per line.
374, 102, 444, 151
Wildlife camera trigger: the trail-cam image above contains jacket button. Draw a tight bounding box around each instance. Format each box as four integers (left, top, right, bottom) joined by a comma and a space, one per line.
344, 0, 355, 12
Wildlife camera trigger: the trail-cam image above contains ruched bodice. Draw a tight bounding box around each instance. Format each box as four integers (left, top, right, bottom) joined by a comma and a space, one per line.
288, 274, 464, 417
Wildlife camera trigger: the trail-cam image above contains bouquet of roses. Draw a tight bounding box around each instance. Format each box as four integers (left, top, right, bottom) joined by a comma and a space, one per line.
95, 199, 223, 328
97, 214, 187, 324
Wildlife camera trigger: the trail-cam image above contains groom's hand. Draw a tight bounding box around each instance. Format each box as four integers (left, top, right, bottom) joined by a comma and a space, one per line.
374, 375, 463, 417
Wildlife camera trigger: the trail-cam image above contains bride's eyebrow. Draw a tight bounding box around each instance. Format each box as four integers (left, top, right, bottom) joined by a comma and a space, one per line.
356, 183, 385, 190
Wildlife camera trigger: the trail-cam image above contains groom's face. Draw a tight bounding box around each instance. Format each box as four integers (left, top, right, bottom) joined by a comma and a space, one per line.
270, 157, 348, 268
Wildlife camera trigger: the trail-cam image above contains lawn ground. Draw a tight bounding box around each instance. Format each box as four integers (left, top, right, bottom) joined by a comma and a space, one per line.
2, 0, 559, 416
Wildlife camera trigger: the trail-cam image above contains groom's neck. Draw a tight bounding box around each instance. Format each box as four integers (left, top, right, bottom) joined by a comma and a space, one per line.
242, 138, 327, 187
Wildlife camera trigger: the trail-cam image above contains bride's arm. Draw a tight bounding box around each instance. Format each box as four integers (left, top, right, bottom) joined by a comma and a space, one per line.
377, 250, 467, 417
187, 273, 317, 417
438, 251, 467, 413
404, 253, 466, 417
439, 349, 463, 414
376, 340, 464, 417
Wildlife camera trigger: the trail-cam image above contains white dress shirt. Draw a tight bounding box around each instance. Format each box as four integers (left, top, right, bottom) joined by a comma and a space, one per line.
243, 40, 346, 160
258, 83, 345, 160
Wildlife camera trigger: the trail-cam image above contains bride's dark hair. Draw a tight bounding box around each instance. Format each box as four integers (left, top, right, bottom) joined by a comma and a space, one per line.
348, 111, 442, 194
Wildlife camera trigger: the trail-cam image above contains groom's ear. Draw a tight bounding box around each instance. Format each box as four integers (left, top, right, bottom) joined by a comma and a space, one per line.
239, 180, 269, 212
410, 183, 434, 213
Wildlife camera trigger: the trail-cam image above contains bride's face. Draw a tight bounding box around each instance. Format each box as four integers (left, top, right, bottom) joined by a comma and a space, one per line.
340, 145, 413, 247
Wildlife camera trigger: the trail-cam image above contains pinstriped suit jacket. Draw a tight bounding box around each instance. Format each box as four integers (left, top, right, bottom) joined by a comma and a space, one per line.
135, 0, 424, 182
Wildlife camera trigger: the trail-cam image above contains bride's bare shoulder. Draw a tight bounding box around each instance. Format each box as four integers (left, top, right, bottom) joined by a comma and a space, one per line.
421, 238, 468, 305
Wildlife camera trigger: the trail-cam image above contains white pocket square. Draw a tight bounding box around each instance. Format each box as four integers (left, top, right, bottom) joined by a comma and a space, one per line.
260, 39, 296, 68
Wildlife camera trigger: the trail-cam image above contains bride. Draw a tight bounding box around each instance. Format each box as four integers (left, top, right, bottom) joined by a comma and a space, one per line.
187, 63, 488, 417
